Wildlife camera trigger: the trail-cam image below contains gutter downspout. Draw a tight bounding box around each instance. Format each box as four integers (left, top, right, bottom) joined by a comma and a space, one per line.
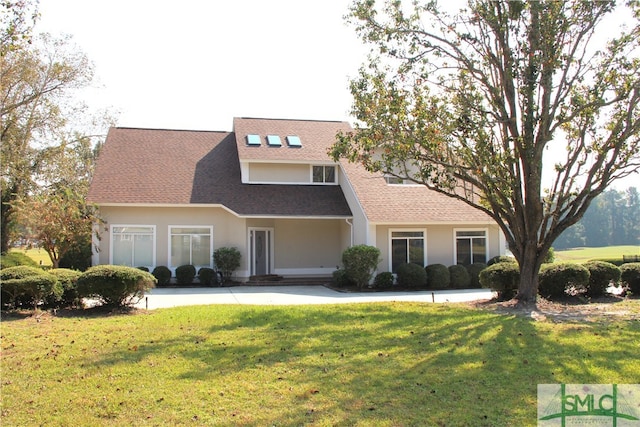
345, 218, 353, 247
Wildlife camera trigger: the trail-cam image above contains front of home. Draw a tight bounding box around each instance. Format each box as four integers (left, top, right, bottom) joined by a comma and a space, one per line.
88, 117, 504, 281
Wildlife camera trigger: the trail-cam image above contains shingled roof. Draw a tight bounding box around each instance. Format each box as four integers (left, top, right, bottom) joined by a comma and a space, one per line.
234, 117, 352, 162
88, 127, 352, 217
339, 160, 494, 224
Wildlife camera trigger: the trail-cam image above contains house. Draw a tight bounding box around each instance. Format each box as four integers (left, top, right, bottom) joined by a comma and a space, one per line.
88, 117, 505, 281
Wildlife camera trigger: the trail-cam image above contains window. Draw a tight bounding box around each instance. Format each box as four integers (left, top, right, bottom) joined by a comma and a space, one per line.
170, 226, 212, 268
266, 135, 282, 146
111, 226, 155, 268
246, 134, 261, 146
385, 175, 405, 185
312, 165, 336, 183
286, 135, 302, 147
455, 229, 487, 265
390, 230, 425, 273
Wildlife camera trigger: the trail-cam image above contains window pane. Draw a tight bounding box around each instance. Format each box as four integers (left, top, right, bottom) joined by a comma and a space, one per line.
192, 235, 211, 267
171, 235, 190, 267
133, 234, 153, 266
472, 238, 487, 264
457, 230, 485, 237
312, 166, 323, 182
113, 235, 133, 266
172, 227, 209, 235
392, 231, 423, 238
391, 239, 408, 273
408, 239, 424, 266
456, 239, 471, 265
324, 166, 335, 183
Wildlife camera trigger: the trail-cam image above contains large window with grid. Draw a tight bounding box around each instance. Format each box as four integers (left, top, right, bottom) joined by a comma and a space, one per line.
390, 230, 426, 273
170, 226, 212, 269
111, 225, 155, 268
455, 229, 487, 265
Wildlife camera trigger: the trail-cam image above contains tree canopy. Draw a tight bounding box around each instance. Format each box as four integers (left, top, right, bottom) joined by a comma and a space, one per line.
331, 0, 640, 303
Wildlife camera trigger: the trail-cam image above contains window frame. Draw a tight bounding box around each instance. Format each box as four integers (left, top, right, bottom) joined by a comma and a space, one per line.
110, 225, 156, 269
311, 165, 337, 184
453, 228, 488, 265
168, 225, 214, 270
388, 228, 427, 273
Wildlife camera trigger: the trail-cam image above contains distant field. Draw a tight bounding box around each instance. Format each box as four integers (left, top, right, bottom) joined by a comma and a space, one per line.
554, 245, 640, 263
8, 248, 52, 267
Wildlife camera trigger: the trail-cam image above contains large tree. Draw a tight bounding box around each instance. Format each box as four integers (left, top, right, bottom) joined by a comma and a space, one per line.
1, 27, 96, 253
331, 0, 640, 304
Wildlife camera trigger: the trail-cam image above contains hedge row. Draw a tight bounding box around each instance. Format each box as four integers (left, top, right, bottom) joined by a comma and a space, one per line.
1, 265, 156, 310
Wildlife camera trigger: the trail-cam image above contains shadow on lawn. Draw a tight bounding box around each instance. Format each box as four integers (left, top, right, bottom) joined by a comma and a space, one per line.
85, 304, 636, 425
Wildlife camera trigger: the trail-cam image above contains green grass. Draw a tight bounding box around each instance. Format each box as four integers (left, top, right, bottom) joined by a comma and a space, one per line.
7, 247, 52, 267
2, 303, 638, 426
555, 245, 640, 264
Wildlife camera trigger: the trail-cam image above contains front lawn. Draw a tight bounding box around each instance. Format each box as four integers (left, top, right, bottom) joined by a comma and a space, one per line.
1, 303, 638, 426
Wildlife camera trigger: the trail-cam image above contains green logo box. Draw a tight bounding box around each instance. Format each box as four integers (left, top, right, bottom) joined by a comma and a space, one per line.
538, 384, 640, 426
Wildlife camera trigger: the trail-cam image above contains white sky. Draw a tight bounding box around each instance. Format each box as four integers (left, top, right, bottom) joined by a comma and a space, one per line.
35, 0, 368, 132
34, 0, 637, 189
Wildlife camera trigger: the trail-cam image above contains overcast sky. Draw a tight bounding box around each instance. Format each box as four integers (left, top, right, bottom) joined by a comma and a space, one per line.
35, 0, 368, 131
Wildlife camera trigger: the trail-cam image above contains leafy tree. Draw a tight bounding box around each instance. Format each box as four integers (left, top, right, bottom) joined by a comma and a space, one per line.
331, 1, 640, 304
13, 188, 100, 269
1, 0, 39, 57
1, 29, 99, 253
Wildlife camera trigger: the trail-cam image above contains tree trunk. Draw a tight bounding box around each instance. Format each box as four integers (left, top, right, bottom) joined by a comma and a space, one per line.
515, 242, 542, 305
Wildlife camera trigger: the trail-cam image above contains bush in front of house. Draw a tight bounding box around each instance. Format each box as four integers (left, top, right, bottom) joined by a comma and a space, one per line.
76, 265, 156, 308
425, 264, 450, 289
175, 264, 196, 286
487, 256, 516, 266
46, 268, 83, 308
214, 247, 242, 283
466, 262, 487, 288
583, 260, 621, 298
198, 267, 219, 287
372, 271, 394, 289
538, 263, 589, 300
332, 269, 354, 288
620, 263, 640, 294
152, 266, 172, 286
396, 263, 426, 289
449, 264, 471, 289
479, 262, 519, 300
341, 245, 381, 289
0, 266, 61, 309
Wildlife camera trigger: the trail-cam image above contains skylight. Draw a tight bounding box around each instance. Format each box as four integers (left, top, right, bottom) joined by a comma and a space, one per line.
266, 135, 282, 146
286, 135, 302, 147
247, 134, 261, 146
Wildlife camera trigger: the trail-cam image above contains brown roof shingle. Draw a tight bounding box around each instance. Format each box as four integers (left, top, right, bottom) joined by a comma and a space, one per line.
88, 126, 352, 217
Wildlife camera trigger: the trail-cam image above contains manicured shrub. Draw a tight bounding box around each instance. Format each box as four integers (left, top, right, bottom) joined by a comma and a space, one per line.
425, 264, 450, 289
152, 266, 172, 286
214, 247, 242, 282
341, 245, 381, 289
583, 260, 621, 298
479, 262, 519, 300
175, 264, 196, 286
372, 271, 394, 289
47, 268, 82, 308
332, 269, 354, 288
542, 247, 555, 264
198, 267, 219, 287
487, 255, 516, 266
396, 263, 427, 289
538, 263, 589, 300
0, 266, 60, 309
1, 251, 39, 269
449, 265, 471, 289
466, 263, 487, 288
588, 258, 625, 267
620, 263, 640, 294
76, 265, 156, 308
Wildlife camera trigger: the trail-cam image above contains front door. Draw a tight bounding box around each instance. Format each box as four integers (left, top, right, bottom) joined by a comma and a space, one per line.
249, 228, 273, 276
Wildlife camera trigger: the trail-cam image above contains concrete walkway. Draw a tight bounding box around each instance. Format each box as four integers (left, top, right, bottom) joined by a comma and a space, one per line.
135, 286, 496, 309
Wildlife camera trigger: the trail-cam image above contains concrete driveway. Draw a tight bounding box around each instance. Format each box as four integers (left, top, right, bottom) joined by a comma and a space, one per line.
135, 286, 495, 309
